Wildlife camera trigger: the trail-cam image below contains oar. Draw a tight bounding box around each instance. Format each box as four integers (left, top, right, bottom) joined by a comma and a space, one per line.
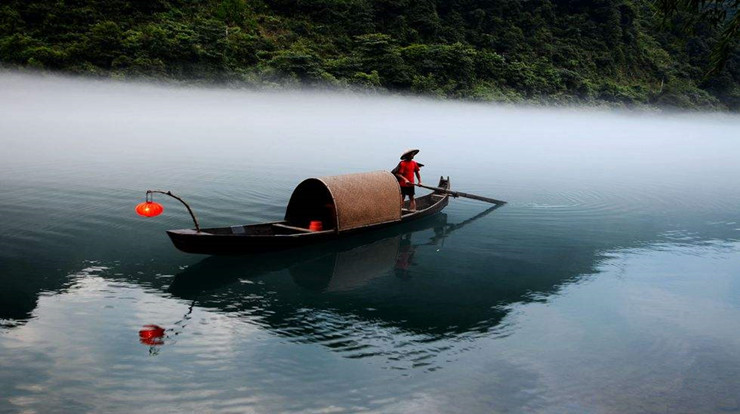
415, 183, 507, 205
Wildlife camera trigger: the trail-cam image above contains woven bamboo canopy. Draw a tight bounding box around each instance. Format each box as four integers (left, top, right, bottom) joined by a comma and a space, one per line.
285, 171, 402, 233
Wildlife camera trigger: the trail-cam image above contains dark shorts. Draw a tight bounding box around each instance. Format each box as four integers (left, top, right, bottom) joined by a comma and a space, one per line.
401, 186, 415, 197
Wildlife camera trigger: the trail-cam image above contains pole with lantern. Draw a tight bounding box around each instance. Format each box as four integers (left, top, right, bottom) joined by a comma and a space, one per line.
135, 190, 201, 232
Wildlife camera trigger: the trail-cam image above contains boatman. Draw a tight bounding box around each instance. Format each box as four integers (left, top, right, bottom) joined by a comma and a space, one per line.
393, 149, 422, 211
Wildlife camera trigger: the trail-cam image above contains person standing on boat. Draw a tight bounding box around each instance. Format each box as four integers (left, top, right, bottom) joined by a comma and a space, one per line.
393, 149, 422, 211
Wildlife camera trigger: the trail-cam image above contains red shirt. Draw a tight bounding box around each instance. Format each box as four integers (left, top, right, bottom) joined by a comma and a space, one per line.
397, 160, 419, 187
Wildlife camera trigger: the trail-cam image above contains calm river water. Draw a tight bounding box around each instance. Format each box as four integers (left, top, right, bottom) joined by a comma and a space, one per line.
1, 72, 740, 413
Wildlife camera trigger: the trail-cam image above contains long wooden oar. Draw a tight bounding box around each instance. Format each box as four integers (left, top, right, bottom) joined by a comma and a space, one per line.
415, 183, 507, 205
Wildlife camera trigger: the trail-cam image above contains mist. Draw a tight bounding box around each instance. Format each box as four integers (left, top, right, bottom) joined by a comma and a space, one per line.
2, 71, 739, 206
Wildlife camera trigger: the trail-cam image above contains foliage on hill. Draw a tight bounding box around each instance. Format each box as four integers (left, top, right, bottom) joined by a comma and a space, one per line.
655, 0, 740, 76
1, 0, 739, 109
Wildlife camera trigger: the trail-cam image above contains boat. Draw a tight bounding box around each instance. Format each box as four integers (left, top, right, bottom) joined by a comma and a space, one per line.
166, 171, 453, 255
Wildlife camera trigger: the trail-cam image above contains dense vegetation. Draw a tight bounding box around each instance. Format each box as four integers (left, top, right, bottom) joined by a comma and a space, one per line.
1, 0, 739, 109
656, 0, 740, 76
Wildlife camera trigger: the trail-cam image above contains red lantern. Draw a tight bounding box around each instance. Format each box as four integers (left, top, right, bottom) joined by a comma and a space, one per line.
139, 324, 166, 346
136, 201, 164, 217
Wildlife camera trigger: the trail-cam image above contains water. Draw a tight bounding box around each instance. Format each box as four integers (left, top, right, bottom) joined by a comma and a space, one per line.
1, 72, 740, 413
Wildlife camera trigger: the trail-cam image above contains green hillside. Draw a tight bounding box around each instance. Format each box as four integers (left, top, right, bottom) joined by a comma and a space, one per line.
1, 0, 739, 109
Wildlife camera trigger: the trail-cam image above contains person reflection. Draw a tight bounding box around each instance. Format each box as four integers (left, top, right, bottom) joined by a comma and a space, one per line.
394, 233, 417, 279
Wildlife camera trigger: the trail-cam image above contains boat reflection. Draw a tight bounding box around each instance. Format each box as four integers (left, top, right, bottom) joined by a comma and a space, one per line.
167, 205, 558, 347
285, 205, 505, 292
169, 211, 457, 296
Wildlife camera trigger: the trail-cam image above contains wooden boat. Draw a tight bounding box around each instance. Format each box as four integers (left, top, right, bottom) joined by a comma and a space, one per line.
166, 171, 453, 255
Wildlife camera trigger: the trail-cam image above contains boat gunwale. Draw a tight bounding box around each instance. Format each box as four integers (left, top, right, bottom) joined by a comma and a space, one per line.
167, 188, 449, 238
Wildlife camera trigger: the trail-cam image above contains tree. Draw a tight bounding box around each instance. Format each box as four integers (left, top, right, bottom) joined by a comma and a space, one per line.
655, 0, 740, 75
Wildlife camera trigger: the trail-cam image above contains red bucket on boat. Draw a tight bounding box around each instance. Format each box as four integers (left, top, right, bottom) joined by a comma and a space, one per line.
309, 220, 323, 231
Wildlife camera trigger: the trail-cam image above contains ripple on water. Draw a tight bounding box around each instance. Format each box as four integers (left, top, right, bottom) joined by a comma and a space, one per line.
508, 180, 729, 229
254, 307, 471, 372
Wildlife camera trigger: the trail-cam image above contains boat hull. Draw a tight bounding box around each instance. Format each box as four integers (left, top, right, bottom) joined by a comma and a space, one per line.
167, 192, 448, 255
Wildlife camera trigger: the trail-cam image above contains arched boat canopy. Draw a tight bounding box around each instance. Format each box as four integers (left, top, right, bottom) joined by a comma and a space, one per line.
285, 171, 402, 233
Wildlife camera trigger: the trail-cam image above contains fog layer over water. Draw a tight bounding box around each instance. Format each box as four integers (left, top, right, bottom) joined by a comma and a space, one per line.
1, 72, 740, 413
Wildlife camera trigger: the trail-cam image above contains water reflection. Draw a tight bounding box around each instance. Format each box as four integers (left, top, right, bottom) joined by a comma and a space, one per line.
287, 205, 506, 291
138, 301, 194, 355
164, 205, 588, 364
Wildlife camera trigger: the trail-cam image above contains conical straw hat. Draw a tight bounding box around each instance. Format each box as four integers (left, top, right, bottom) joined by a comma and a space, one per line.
400, 148, 419, 160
